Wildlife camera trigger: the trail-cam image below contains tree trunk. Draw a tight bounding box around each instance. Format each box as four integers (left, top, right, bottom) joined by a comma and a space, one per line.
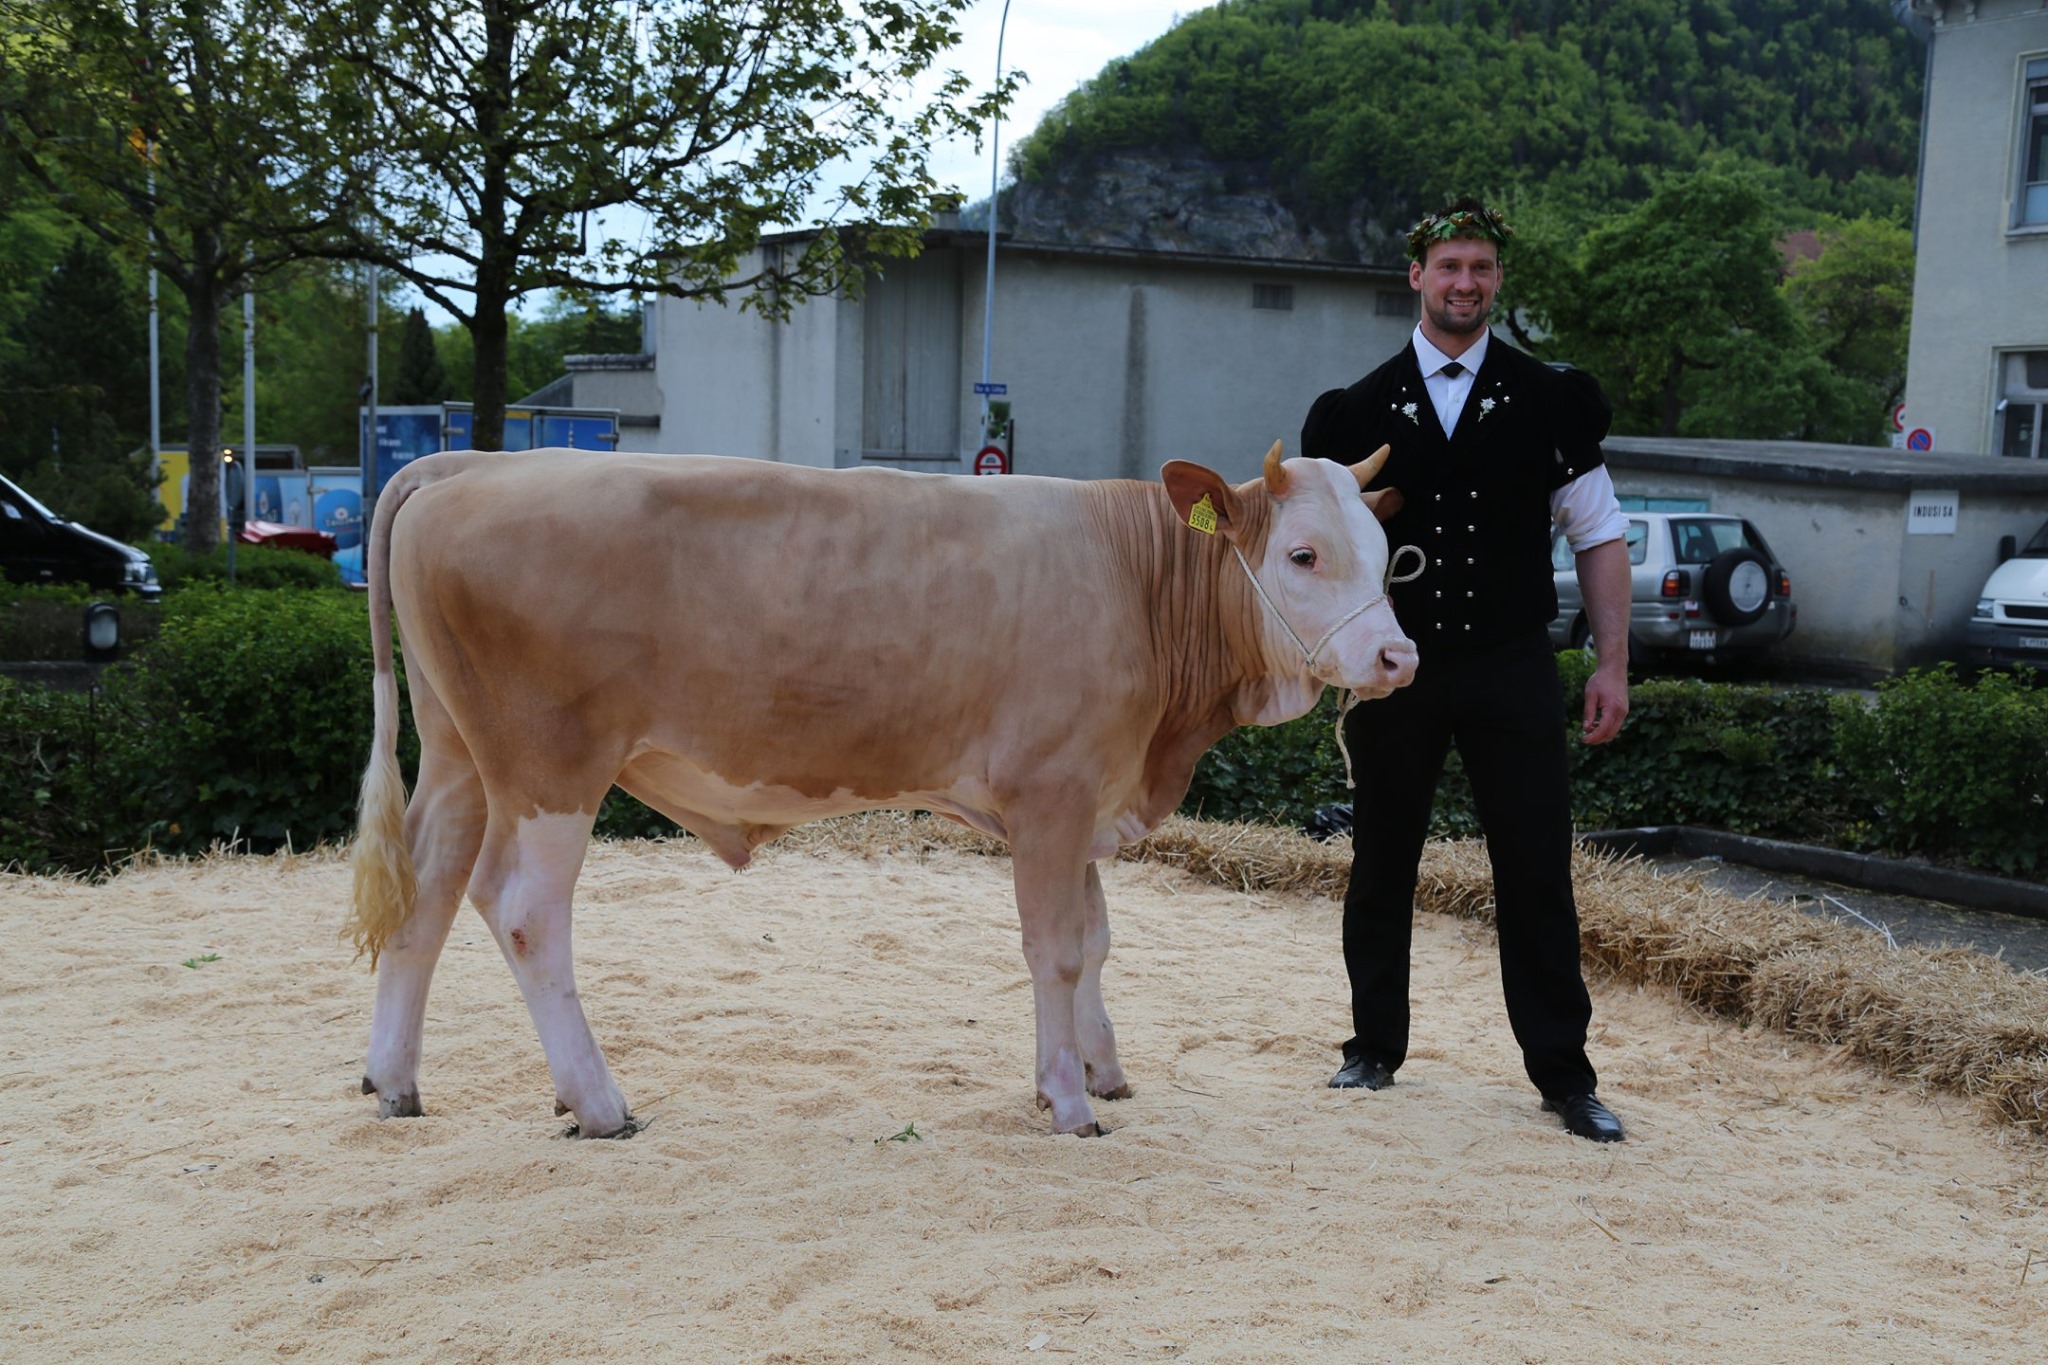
468, 276, 510, 451
182, 234, 224, 554
466, 0, 516, 454
1658, 345, 1685, 438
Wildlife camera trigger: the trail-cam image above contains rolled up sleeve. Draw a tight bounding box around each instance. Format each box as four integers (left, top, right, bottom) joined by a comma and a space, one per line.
1549, 465, 1629, 553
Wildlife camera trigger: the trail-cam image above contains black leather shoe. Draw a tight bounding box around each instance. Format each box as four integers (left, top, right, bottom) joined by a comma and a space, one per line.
1328, 1056, 1395, 1090
1544, 1093, 1626, 1142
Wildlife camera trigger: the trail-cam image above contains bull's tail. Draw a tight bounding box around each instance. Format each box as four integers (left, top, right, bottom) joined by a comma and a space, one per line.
346, 466, 424, 967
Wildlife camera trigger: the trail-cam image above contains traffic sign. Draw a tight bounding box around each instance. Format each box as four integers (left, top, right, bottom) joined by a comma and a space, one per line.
1905, 427, 1934, 452
973, 382, 1008, 396
973, 445, 1009, 475
1891, 403, 1906, 433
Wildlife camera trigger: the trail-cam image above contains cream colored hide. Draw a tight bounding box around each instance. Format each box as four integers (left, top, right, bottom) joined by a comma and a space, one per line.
348, 444, 1415, 1138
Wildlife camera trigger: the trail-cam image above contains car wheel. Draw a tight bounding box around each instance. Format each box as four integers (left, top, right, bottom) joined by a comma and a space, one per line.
1703, 547, 1770, 626
1568, 615, 1592, 652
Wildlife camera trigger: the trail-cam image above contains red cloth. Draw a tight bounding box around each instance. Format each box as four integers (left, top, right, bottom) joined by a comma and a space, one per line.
237, 520, 338, 558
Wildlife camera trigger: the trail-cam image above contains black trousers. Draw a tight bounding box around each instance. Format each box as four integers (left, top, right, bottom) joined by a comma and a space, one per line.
1339, 627, 1597, 1100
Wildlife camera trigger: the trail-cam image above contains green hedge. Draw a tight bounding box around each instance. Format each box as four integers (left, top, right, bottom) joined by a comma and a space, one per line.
1186, 654, 2047, 880
1834, 665, 2048, 877
1, 583, 163, 661
3, 593, 2044, 883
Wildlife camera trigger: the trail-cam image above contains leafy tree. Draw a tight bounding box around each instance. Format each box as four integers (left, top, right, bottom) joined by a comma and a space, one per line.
1784, 216, 1914, 443
0, 0, 356, 554
1502, 170, 1856, 440
1009, 0, 1921, 255
0, 234, 161, 540
391, 305, 447, 406
297, 0, 1009, 451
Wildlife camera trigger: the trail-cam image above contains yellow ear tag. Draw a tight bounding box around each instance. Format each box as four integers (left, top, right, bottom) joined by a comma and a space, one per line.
1187, 494, 1218, 535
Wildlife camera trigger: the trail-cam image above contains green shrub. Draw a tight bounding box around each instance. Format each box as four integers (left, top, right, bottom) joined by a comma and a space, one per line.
2, 584, 163, 661
595, 789, 683, 840
1181, 691, 1480, 837
0, 679, 127, 871
1832, 665, 2048, 876
152, 541, 346, 592
1564, 674, 1848, 840
102, 588, 383, 853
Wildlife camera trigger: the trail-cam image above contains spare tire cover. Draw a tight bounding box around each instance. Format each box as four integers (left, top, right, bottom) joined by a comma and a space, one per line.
1703, 547, 1770, 626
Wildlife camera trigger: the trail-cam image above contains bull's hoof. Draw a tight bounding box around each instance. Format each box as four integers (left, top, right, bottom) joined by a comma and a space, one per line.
564, 1113, 640, 1140
1091, 1081, 1134, 1101
363, 1076, 424, 1119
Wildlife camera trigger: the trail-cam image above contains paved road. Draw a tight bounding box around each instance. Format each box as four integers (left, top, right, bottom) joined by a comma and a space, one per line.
1646, 853, 2048, 975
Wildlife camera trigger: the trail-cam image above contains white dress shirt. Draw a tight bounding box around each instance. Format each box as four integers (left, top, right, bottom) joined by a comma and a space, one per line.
1411, 324, 1628, 553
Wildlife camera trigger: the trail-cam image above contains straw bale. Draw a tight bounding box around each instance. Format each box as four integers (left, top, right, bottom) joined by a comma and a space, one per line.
762, 811, 2048, 1136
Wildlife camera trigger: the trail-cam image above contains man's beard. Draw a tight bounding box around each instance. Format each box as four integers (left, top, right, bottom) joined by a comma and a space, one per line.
1427, 296, 1489, 335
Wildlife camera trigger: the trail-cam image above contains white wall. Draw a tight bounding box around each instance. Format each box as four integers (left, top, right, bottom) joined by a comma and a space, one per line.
1605, 438, 2048, 673
963, 249, 1413, 483
1903, 0, 2048, 454
649, 245, 843, 466
653, 239, 1413, 480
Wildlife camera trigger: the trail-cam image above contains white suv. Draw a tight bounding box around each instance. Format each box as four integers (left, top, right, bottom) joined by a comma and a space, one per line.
1549, 512, 1795, 668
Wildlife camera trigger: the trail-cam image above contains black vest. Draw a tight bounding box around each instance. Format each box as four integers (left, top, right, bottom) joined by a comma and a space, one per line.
1301, 338, 1609, 651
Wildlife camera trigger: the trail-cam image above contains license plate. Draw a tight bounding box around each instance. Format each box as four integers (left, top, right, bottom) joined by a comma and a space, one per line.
1689, 629, 1717, 650
2020, 637, 2048, 652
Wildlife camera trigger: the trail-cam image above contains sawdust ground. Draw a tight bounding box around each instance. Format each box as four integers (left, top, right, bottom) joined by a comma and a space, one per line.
1, 837, 2042, 1363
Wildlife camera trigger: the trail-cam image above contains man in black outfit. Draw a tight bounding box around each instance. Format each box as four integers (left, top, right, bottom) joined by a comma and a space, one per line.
1300, 199, 1633, 1142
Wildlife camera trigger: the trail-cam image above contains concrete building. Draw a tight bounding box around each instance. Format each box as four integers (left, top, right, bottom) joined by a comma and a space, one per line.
636, 221, 1415, 482
1900, 0, 2048, 457
1602, 436, 2048, 675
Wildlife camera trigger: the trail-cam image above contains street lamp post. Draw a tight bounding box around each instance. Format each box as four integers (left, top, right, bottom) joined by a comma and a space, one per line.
978, 0, 1013, 447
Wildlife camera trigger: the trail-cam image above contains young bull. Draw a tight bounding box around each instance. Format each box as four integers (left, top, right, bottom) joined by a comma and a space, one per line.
349, 443, 1416, 1137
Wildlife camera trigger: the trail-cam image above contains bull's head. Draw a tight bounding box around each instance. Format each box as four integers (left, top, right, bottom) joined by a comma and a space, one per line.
1163, 442, 1418, 705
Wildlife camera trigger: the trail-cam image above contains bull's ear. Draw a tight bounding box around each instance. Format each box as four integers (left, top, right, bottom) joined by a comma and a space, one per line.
1161, 460, 1240, 535
1362, 487, 1404, 523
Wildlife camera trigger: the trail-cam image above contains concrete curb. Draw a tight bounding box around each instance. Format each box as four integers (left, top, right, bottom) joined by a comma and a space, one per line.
1577, 826, 2048, 922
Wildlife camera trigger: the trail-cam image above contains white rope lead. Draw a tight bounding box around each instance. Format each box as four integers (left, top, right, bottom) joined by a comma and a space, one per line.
1334, 545, 1424, 790
1226, 542, 1425, 790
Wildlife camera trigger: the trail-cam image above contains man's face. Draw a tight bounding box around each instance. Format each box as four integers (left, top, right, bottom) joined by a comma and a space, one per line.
1409, 237, 1500, 338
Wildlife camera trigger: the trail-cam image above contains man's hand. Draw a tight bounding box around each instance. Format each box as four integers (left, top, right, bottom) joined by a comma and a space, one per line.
1582, 660, 1629, 745
1573, 536, 1632, 745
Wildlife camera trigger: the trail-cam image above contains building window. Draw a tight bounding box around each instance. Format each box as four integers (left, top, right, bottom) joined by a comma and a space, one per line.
1252, 283, 1293, 311
1998, 350, 2048, 458
2018, 57, 2048, 228
1376, 289, 1418, 319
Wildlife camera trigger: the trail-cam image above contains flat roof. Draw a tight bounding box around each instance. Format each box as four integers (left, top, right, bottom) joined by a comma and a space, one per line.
1603, 436, 2048, 495
757, 223, 1406, 282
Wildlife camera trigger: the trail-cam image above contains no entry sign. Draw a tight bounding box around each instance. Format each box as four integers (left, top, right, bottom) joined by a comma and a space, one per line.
973, 445, 1009, 476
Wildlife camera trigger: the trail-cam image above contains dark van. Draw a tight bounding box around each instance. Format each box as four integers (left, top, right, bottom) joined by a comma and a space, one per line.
0, 471, 162, 598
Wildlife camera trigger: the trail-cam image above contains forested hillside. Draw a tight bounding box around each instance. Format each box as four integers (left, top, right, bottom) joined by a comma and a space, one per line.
1006, 0, 1923, 261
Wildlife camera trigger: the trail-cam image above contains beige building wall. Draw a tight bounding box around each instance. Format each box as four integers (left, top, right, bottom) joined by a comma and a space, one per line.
1604, 437, 2048, 675
1902, 0, 2048, 455
648, 230, 1413, 482
650, 244, 846, 467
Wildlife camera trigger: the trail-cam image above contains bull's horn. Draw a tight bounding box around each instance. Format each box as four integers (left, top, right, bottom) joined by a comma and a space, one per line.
1262, 440, 1289, 494
1350, 444, 1392, 488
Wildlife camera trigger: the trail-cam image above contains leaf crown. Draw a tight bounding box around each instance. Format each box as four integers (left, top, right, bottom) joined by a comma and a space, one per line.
1405, 205, 1514, 261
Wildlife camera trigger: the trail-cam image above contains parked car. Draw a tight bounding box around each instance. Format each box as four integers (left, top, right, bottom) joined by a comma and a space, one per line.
0, 471, 161, 598
1548, 511, 1794, 668
1965, 516, 2048, 671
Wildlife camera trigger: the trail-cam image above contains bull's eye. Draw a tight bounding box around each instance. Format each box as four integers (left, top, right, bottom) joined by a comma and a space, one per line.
1289, 547, 1317, 569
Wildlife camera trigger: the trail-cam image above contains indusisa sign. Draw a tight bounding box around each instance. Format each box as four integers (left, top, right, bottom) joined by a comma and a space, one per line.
1906, 489, 1959, 535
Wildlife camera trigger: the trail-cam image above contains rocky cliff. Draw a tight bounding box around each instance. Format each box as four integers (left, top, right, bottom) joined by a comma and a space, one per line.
967, 151, 1408, 266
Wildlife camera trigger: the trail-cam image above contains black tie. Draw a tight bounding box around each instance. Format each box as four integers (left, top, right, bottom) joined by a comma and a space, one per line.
1440, 361, 1465, 378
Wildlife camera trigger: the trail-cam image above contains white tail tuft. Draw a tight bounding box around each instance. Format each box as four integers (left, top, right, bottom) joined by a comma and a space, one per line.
348, 672, 415, 966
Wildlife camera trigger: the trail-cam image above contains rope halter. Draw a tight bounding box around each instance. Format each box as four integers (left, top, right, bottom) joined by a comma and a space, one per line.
1227, 540, 1425, 790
